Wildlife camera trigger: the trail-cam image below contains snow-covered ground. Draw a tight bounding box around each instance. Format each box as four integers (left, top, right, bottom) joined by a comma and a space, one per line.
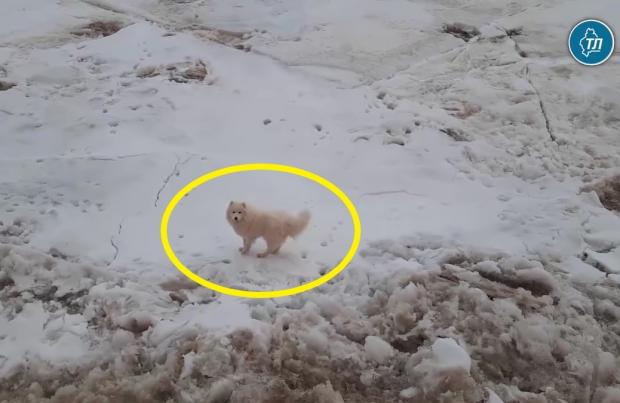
1, 0, 620, 401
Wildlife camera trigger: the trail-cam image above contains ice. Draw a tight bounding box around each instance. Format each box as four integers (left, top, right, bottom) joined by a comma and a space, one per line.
363, 335, 395, 364
430, 338, 472, 373
584, 248, 620, 274
486, 388, 504, 403
400, 387, 417, 398
205, 378, 234, 403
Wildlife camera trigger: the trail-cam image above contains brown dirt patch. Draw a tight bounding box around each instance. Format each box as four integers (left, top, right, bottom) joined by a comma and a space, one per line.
72, 21, 124, 38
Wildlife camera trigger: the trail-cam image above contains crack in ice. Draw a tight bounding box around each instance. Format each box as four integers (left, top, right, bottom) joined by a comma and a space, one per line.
501, 26, 557, 144
524, 64, 556, 143
154, 155, 192, 207
109, 220, 123, 265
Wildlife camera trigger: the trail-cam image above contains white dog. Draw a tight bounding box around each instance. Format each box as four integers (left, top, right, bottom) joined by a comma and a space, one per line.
226, 201, 310, 257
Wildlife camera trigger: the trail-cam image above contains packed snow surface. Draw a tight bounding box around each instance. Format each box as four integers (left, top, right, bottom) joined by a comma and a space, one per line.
1, 0, 620, 402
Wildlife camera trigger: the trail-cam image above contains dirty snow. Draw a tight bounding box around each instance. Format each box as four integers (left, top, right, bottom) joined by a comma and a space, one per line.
1, 0, 620, 402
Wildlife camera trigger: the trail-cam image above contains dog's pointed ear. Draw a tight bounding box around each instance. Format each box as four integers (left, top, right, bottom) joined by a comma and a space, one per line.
229, 201, 233, 206
241, 202, 246, 208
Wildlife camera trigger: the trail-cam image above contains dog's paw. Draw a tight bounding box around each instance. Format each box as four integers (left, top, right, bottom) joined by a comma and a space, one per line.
257, 252, 268, 258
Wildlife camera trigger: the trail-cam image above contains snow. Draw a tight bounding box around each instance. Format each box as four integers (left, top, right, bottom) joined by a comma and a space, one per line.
1, 0, 620, 401
583, 248, 620, 274
487, 388, 504, 403
364, 335, 395, 364
400, 387, 418, 399
430, 338, 472, 373
205, 378, 234, 403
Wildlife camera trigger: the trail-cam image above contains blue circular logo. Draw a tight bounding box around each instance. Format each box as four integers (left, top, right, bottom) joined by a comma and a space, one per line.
568, 19, 615, 66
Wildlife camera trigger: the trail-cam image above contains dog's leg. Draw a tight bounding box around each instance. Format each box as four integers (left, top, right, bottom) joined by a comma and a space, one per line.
258, 238, 283, 258
257, 241, 272, 258
240, 237, 254, 254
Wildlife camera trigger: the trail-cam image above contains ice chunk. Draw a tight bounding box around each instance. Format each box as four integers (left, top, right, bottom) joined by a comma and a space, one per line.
364, 335, 394, 364
431, 338, 471, 372
598, 351, 617, 385
300, 328, 329, 354
400, 387, 417, 398
486, 388, 504, 403
312, 381, 345, 403
206, 378, 234, 403
584, 248, 620, 274
514, 267, 556, 294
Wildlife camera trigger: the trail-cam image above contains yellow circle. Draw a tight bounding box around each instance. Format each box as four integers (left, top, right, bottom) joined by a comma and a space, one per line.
160, 163, 362, 299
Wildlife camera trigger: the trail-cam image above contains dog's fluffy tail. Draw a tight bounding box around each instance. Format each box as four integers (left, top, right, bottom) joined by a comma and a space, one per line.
287, 210, 311, 238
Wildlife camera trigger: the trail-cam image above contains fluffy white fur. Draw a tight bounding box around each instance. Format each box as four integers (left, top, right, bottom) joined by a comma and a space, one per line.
226, 201, 310, 257
226, 201, 311, 257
